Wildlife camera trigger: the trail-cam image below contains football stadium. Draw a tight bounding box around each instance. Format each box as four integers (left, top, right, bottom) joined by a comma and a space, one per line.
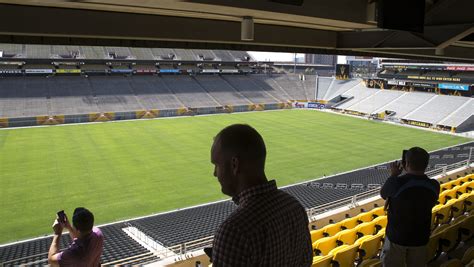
0, 1, 474, 266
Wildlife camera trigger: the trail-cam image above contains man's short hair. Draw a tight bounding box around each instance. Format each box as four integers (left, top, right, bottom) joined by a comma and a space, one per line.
72, 207, 94, 232
216, 124, 266, 166
406, 147, 429, 172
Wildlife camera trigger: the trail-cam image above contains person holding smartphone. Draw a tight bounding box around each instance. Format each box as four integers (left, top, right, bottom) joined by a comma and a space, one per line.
48, 207, 104, 267
380, 147, 440, 267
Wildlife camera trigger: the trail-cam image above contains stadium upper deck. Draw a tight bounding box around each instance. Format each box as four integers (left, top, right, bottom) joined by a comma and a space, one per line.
0, 44, 254, 62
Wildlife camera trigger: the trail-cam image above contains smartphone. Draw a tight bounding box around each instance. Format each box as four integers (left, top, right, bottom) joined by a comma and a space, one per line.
57, 210, 66, 223
402, 149, 408, 168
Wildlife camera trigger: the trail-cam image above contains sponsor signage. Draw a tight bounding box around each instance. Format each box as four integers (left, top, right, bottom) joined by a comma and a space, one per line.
410, 82, 435, 88
407, 75, 462, 82
446, 66, 474, 71
111, 69, 133, 73
0, 69, 22, 74
387, 80, 398, 85
0, 51, 3, 57
25, 69, 53, 74
438, 83, 469, 91
83, 69, 107, 74
159, 69, 180, 73
307, 102, 325, 109
135, 69, 156, 74
202, 69, 220, 73
56, 69, 81, 74
221, 69, 239, 73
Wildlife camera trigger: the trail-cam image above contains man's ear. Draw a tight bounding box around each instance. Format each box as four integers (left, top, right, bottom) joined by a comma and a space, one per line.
231, 156, 239, 176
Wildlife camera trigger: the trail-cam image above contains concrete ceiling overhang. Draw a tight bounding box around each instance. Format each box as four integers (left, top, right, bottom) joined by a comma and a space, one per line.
0, 0, 473, 62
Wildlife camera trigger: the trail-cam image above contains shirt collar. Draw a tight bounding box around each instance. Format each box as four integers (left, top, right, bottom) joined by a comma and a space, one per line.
232, 180, 277, 206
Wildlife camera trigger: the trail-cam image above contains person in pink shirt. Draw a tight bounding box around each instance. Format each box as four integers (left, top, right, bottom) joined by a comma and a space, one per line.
48, 207, 104, 267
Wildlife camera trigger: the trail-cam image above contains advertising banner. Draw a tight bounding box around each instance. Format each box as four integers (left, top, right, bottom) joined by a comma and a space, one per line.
446, 66, 474, 71
159, 69, 180, 73
56, 69, 81, 74
307, 102, 326, 109
0, 69, 22, 74
83, 70, 107, 74
409, 82, 436, 88
221, 69, 239, 73
202, 69, 220, 73
387, 80, 398, 85
407, 75, 462, 82
135, 69, 157, 74
111, 69, 133, 74
438, 83, 469, 91
25, 69, 53, 74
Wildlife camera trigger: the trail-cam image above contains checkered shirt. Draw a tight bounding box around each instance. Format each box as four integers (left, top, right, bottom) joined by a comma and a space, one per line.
212, 180, 312, 267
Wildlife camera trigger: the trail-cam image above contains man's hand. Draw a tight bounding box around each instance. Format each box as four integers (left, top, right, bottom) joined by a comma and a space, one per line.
390, 161, 403, 177
52, 219, 63, 235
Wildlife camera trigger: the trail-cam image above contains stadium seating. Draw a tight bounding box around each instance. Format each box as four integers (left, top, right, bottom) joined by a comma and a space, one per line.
404, 95, 470, 125
308, 172, 474, 266
381, 91, 436, 118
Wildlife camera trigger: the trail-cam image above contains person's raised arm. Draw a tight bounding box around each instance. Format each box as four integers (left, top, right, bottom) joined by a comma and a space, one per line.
380, 161, 402, 199
63, 213, 79, 240
48, 219, 63, 267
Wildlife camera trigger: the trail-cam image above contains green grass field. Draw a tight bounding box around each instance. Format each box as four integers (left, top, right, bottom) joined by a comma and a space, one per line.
0, 109, 469, 244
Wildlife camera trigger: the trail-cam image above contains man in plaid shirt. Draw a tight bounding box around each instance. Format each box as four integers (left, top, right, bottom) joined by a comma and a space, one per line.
210, 124, 312, 266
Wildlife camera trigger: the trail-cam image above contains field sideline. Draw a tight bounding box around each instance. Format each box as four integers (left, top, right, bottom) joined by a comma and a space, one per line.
0, 109, 469, 244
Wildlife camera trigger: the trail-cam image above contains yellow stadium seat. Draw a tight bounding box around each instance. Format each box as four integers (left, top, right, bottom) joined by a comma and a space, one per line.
440, 259, 464, 267
330, 244, 359, 267
460, 192, 474, 212
462, 175, 474, 183
373, 216, 387, 233
322, 223, 342, 237
310, 228, 326, 243
311, 254, 333, 267
439, 224, 460, 253
439, 189, 457, 205
357, 211, 374, 223
452, 178, 463, 187
446, 198, 465, 219
462, 247, 474, 265
340, 216, 359, 230
457, 183, 470, 195
371, 207, 386, 218
432, 204, 443, 229
436, 203, 453, 225
357, 233, 383, 262
459, 214, 474, 240
427, 225, 447, 261
335, 228, 358, 245
313, 236, 338, 256
378, 228, 386, 238
356, 221, 376, 237
359, 258, 381, 267
441, 182, 451, 192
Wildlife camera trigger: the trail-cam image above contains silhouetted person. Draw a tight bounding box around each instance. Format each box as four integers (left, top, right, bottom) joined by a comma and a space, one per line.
210, 124, 312, 266
48, 207, 104, 266
380, 147, 440, 267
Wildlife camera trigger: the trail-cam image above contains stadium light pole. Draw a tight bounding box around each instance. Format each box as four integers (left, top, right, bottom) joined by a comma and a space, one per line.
294, 53, 297, 74
314, 72, 319, 101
